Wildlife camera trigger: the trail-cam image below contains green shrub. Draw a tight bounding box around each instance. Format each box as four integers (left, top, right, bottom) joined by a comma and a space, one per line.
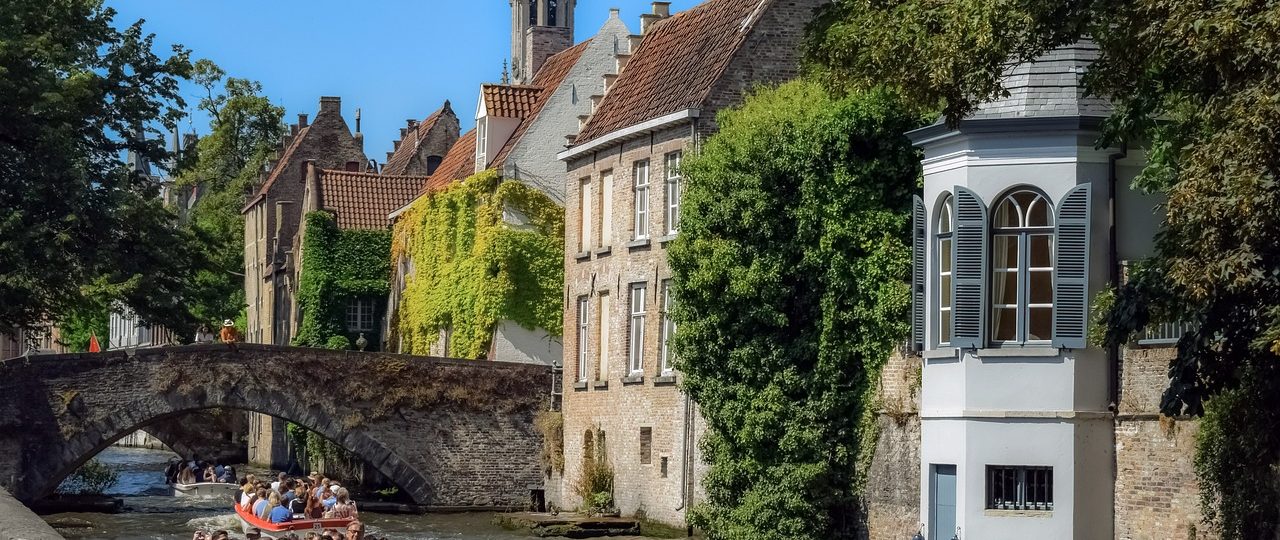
59, 459, 119, 495
324, 335, 351, 350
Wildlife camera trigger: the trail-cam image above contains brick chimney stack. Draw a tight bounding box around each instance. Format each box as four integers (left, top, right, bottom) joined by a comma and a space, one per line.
298, 113, 308, 129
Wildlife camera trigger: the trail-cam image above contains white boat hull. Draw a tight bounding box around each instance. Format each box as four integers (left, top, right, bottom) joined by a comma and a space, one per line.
173, 482, 239, 499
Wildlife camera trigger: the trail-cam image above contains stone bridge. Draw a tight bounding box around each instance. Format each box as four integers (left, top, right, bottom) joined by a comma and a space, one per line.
0, 344, 550, 507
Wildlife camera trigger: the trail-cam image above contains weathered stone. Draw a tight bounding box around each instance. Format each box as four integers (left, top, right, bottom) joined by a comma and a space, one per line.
0, 344, 548, 509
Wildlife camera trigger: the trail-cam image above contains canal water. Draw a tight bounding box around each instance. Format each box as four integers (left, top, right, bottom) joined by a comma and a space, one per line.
42, 447, 568, 540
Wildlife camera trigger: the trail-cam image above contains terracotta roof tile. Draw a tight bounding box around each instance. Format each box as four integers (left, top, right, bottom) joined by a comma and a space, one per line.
488, 39, 591, 168
381, 104, 448, 176
481, 85, 543, 118
574, 0, 765, 145
318, 169, 425, 230
420, 128, 477, 195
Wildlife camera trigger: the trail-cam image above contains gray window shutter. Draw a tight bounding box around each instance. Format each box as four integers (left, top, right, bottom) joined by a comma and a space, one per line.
911, 195, 925, 351
951, 187, 988, 349
1053, 183, 1092, 349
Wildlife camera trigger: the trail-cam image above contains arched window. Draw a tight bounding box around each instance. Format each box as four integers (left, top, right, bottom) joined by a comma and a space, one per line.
937, 194, 954, 346
991, 189, 1054, 343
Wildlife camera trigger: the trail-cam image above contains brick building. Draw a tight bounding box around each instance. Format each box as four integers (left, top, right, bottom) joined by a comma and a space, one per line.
379, 103, 460, 177
555, 0, 825, 527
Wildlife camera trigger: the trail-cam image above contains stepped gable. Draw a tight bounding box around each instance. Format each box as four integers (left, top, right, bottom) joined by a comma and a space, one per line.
382, 105, 448, 176
574, 0, 764, 145
318, 169, 424, 230
969, 41, 1113, 120
420, 129, 478, 194
489, 39, 591, 168
246, 125, 310, 206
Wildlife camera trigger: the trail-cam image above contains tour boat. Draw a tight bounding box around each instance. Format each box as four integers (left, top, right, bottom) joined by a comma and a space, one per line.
173, 481, 240, 498
234, 503, 355, 539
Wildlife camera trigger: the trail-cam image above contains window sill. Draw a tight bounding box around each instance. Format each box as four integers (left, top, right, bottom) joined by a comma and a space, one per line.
626, 238, 651, 249
654, 374, 677, 386
622, 375, 644, 385
922, 348, 957, 360
975, 347, 1060, 357
572, 381, 588, 391
984, 509, 1053, 518
574, 251, 591, 261
657, 233, 677, 244
594, 246, 612, 256
592, 380, 609, 390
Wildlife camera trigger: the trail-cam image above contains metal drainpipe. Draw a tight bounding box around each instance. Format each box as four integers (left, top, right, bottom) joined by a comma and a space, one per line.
676, 117, 699, 518
1107, 141, 1127, 540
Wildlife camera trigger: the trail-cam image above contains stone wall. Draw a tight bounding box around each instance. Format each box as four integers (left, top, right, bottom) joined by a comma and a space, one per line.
1115, 347, 1209, 540
862, 350, 922, 540
116, 409, 248, 464
0, 487, 63, 540
0, 344, 547, 509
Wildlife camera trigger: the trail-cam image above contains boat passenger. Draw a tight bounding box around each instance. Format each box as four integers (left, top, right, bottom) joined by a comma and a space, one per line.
289, 484, 309, 517
321, 485, 338, 511
211, 530, 229, 540
219, 465, 236, 484
178, 465, 196, 485
203, 465, 217, 483
239, 480, 254, 509
344, 521, 366, 540
269, 492, 293, 524
305, 485, 326, 519
282, 479, 298, 504
260, 491, 282, 520
252, 488, 270, 517
313, 478, 330, 500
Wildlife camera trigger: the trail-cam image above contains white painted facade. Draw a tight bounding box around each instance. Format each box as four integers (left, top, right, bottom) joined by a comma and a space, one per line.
909, 46, 1161, 539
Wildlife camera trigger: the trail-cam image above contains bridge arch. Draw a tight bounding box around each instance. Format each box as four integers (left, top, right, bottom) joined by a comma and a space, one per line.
0, 344, 548, 506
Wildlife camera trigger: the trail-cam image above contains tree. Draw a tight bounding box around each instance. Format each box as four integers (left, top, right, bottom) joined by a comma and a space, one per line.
175, 60, 285, 327
807, 1, 1280, 536
667, 80, 923, 540
0, 0, 207, 336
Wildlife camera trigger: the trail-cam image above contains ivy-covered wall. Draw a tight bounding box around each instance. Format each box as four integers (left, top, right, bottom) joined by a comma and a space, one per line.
390, 170, 563, 358
294, 211, 392, 350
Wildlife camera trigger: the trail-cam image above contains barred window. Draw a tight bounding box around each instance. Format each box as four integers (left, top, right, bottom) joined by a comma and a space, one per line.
986, 465, 1053, 511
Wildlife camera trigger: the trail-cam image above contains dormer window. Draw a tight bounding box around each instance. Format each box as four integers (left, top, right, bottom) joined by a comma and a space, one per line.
476, 118, 488, 170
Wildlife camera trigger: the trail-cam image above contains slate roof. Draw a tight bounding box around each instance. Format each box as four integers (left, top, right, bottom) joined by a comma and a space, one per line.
382, 104, 449, 176
969, 42, 1113, 120
574, 0, 766, 145
420, 128, 477, 195
318, 169, 425, 230
481, 85, 543, 118
488, 39, 591, 168
245, 125, 311, 210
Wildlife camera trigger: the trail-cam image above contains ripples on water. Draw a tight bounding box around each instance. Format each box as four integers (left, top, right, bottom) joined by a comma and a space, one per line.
42, 447, 569, 540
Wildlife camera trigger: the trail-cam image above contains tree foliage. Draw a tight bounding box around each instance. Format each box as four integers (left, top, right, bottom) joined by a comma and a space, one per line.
293, 211, 392, 350
807, 0, 1280, 535
668, 80, 923, 540
390, 170, 564, 358
176, 60, 286, 327
0, 0, 209, 335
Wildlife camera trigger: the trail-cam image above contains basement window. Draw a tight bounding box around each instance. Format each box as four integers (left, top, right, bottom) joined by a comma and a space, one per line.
986, 465, 1053, 511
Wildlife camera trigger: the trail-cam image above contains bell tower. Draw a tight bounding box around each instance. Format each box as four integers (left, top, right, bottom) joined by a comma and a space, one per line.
510, 0, 575, 84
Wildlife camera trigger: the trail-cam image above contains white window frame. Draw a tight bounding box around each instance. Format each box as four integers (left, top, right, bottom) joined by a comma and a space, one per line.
628, 283, 646, 374
990, 189, 1055, 345
600, 170, 614, 248
346, 298, 375, 332
577, 296, 589, 382
578, 177, 592, 252
664, 152, 681, 235
633, 160, 650, 240
660, 279, 675, 374
476, 118, 488, 170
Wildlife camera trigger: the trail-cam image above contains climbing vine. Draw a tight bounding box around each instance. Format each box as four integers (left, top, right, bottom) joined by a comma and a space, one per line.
390, 170, 564, 358
293, 211, 392, 350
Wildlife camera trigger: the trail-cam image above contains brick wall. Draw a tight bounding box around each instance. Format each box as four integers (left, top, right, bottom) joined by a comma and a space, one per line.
1115, 347, 1209, 540
863, 350, 922, 540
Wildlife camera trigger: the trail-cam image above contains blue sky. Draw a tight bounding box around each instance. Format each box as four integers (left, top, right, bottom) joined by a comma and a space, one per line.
106, 0, 699, 162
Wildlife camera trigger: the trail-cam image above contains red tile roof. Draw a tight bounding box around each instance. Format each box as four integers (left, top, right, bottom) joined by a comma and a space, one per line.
488, 39, 591, 168
318, 169, 425, 230
381, 104, 449, 176
574, 0, 765, 145
481, 85, 543, 118
420, 128, 477, 195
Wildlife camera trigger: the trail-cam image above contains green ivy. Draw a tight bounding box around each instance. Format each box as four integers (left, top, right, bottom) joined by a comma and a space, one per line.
390, 170, 564, 358
293, 211, 391, 350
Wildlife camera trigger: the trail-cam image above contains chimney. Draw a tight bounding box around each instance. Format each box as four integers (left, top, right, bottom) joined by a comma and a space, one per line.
355, 107, 362, 133
640, 14, 660, 34
386, 151, 394, 162
319, 96, 341, 116
298, 113, 308, 129
652, 2, 671, 17
393, 139, 401, 151
406, 119, 417, 131
290, 124, 299, 137
303, 161, 319, 213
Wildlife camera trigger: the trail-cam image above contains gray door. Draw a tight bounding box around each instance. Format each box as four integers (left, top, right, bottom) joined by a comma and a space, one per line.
931, 464, 957, 540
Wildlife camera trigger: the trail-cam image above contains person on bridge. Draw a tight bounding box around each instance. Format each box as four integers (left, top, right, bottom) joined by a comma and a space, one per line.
220, 320, 239, 343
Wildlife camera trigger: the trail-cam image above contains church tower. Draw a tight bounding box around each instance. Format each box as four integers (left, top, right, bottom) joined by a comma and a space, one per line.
510, 0, 575, 84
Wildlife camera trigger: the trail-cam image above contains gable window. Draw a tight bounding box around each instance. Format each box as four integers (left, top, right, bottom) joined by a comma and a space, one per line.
346, 298, 375, 332
633, 160, 650, 240
660, 279, 675, 374
629, 282, 646, 374
664, 152, 682, 235
577, 296, 589, 382
986, 465, 1053, 511
476, 118, 488, 170
937, 194, 954, 346
991, 189, 1054, 344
